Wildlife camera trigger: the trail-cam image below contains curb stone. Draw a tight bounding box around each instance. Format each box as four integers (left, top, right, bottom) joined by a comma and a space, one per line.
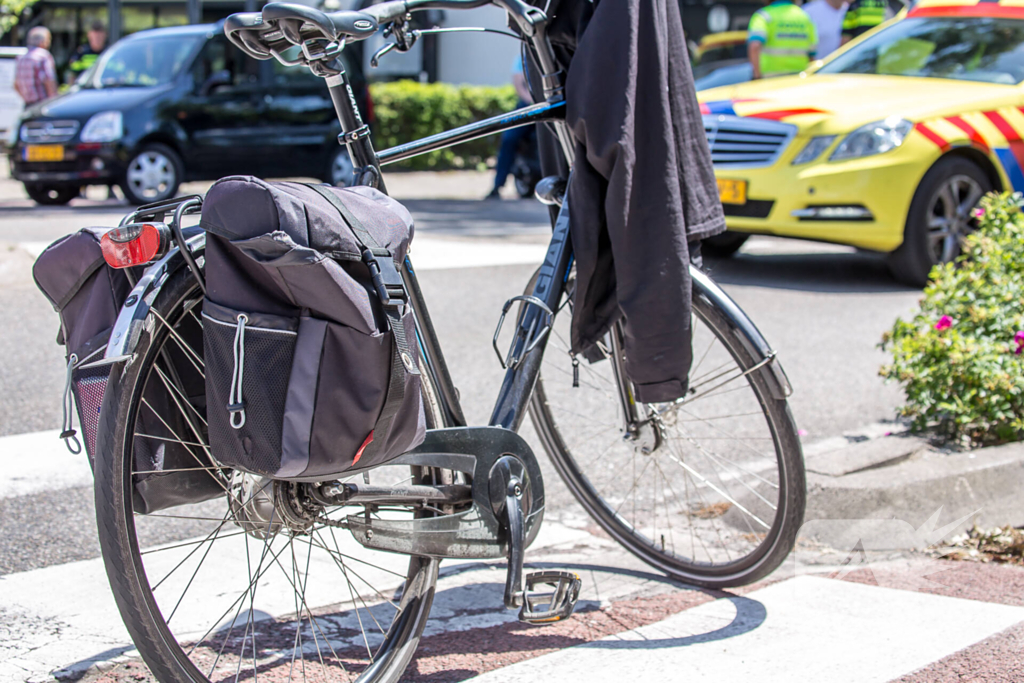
801, 428, 1024, 547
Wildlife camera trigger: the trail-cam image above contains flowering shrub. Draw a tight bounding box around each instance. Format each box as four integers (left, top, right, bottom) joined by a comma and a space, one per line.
881, 192, 1024, 446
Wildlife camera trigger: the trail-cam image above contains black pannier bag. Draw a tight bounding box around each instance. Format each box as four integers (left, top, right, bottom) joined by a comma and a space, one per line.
33, 228, 223, 513
33, 228, 131, 459
200, 177, 426, 480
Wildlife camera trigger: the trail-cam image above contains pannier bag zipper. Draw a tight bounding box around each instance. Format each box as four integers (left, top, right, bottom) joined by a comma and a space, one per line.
60, 353, 82, 454
228, 314, 248, 429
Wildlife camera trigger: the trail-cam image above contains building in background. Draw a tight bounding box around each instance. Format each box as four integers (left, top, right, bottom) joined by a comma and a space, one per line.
1, 0, 887, 87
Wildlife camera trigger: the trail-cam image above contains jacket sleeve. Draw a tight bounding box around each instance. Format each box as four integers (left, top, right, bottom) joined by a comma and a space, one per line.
565, 0, 725, 403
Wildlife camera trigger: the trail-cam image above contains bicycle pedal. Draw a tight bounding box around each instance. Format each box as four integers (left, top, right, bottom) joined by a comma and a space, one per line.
518, 570, 582, 625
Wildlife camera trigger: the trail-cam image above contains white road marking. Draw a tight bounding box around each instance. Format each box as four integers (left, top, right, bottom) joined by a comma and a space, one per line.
0, 430, 93, 499
471, 575, 1024, 683
0, 518, 594, 683
409, 237, 547, 271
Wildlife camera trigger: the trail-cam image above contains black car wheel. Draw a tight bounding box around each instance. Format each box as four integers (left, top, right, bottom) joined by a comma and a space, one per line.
888, 157, 990, 287
24, 184, 78, 206
121, 143, 183, 205
327, 146, 356, 187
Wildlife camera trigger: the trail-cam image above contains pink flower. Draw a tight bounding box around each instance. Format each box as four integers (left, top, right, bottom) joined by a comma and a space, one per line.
973, 207, 985, 218
935, 315, 953, 331
1015, 331, 1024, 355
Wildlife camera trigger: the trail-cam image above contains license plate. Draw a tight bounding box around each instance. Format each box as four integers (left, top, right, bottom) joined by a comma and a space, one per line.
717, 179, 747, 205
23, 144, 64, 162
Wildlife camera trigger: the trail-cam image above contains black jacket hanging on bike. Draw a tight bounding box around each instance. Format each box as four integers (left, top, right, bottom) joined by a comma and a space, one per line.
531, 0, 727, 403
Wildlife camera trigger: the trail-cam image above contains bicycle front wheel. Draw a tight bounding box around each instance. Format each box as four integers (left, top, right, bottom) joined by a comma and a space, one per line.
95, 266, 445, 683
529, 270, 805, 588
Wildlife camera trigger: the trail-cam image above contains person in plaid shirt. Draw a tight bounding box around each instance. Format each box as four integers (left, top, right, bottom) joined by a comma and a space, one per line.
14, 27, 57, 106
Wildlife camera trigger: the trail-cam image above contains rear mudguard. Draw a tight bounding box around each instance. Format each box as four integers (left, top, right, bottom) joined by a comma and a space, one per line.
89, 233, 206, 369
690, 266, 793, 400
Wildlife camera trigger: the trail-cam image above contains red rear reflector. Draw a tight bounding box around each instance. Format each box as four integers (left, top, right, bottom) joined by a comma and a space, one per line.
100, 223, 167, 269
353, 430, 374, 465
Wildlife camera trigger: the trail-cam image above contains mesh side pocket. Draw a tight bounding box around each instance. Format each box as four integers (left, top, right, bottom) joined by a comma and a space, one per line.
72, 365, 109, 462
203, 301, 297, 476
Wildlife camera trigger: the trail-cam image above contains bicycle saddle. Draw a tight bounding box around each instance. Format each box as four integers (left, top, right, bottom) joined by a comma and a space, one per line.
225, 2, 378, 60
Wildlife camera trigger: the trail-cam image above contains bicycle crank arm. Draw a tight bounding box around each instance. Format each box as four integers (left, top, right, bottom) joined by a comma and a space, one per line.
346, 427, 545, 559
344, 427, 581, 624
490, 455, 582, 623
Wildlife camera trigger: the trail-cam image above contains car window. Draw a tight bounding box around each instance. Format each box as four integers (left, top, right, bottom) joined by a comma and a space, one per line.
192, 37, 261, 91
819, 17, 1024, 85
86, 35, 200, 88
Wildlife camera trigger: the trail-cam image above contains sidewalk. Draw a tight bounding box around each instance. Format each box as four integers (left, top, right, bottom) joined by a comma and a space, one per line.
0, 158, 504, 203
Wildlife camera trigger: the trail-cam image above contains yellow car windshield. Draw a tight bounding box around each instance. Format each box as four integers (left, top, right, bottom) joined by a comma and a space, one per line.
819, 17, 1024, 85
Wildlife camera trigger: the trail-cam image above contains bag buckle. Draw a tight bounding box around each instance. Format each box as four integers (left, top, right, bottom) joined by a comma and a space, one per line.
362, 248, 407, 308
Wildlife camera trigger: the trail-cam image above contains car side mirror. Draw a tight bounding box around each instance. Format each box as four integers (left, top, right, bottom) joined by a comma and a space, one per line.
199, 70, 232, 96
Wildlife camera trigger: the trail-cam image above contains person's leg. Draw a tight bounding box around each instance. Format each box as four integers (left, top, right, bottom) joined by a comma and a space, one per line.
489, 124, 529, 198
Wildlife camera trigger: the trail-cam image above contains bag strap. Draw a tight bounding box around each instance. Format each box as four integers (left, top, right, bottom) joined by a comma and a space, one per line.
304, 183, 419, 464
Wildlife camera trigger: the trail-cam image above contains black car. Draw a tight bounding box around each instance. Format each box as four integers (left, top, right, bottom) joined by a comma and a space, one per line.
11, 22, 371, 205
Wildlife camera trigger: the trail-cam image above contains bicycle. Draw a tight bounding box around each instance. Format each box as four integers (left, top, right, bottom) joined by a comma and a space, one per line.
91, 2, 806, 681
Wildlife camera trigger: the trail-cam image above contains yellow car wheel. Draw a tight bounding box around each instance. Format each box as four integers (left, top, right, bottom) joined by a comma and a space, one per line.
888, 156, 991, 287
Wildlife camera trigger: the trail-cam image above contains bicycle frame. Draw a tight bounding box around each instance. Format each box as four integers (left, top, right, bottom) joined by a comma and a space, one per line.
320, 4, 577, 434
104, 0, 578, 437
376, 100, 573, 432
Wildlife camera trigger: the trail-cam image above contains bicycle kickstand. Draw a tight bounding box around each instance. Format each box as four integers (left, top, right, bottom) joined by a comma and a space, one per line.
489, 456, 582, 625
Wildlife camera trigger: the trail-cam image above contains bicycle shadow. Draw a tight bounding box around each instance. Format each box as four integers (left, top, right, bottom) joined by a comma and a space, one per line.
403, 560, 768, 682
704, 245, 918, 295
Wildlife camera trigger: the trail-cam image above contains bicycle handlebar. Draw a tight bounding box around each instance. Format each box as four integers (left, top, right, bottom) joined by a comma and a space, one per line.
362, 0, 491, 24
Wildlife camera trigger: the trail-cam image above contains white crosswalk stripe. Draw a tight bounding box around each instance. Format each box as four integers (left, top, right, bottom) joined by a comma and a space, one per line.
471, 576, 1024, 683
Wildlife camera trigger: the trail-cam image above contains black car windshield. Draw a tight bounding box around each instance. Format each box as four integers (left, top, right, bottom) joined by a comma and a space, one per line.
819, 17, 1024, 85
85, 34, 200, 88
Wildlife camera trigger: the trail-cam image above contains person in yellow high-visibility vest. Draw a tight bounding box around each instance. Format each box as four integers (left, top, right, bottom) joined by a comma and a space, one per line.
842, 0, 887, 44
66, 21, 107, 84
747, 0, 818, 79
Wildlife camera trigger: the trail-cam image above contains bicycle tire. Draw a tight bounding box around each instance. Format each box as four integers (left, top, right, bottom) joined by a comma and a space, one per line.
528, 272, 805, 588
95, 266, 445, 683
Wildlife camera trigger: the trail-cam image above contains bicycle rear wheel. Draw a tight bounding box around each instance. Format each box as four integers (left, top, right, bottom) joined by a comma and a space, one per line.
95, 266, 446, 683
529, 270, 805, 588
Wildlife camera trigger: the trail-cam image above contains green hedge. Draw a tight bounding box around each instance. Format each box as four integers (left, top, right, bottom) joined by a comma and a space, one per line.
369, 80, 517, 171
880, 192, 1024, 446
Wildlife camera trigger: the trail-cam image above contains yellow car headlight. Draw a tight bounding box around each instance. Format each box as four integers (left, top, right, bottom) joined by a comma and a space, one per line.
792, 135, 837, 165
830, 117, 913, 162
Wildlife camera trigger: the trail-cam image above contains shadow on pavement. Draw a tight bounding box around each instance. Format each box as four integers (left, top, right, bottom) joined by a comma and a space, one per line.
705, 251, 920, 295
401, 199, 550, 239
586, 595, 767, 650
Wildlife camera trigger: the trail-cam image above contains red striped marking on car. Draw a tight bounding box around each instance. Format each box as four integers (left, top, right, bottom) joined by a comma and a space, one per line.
983, 109, 1024, 169
945, 115, 991, 152
914, 122, 951, 151
909, 3, 1024, 18
746, 108, 829, 120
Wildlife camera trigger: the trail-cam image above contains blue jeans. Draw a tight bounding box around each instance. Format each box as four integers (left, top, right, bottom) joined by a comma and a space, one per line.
493, 101, 531, 191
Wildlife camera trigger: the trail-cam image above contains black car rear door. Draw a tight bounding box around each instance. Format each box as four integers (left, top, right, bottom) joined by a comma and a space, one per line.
177, 36, 270, 177
258, 47, 344, 180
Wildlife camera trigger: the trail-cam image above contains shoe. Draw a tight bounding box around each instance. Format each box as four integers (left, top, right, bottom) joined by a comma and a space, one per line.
484, 188, 502, 200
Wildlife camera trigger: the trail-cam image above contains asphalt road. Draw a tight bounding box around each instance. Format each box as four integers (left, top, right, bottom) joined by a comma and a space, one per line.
0, 172, 923, 576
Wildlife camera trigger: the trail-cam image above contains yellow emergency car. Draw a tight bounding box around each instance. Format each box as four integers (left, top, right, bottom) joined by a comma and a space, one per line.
698, 0, 1024, 285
